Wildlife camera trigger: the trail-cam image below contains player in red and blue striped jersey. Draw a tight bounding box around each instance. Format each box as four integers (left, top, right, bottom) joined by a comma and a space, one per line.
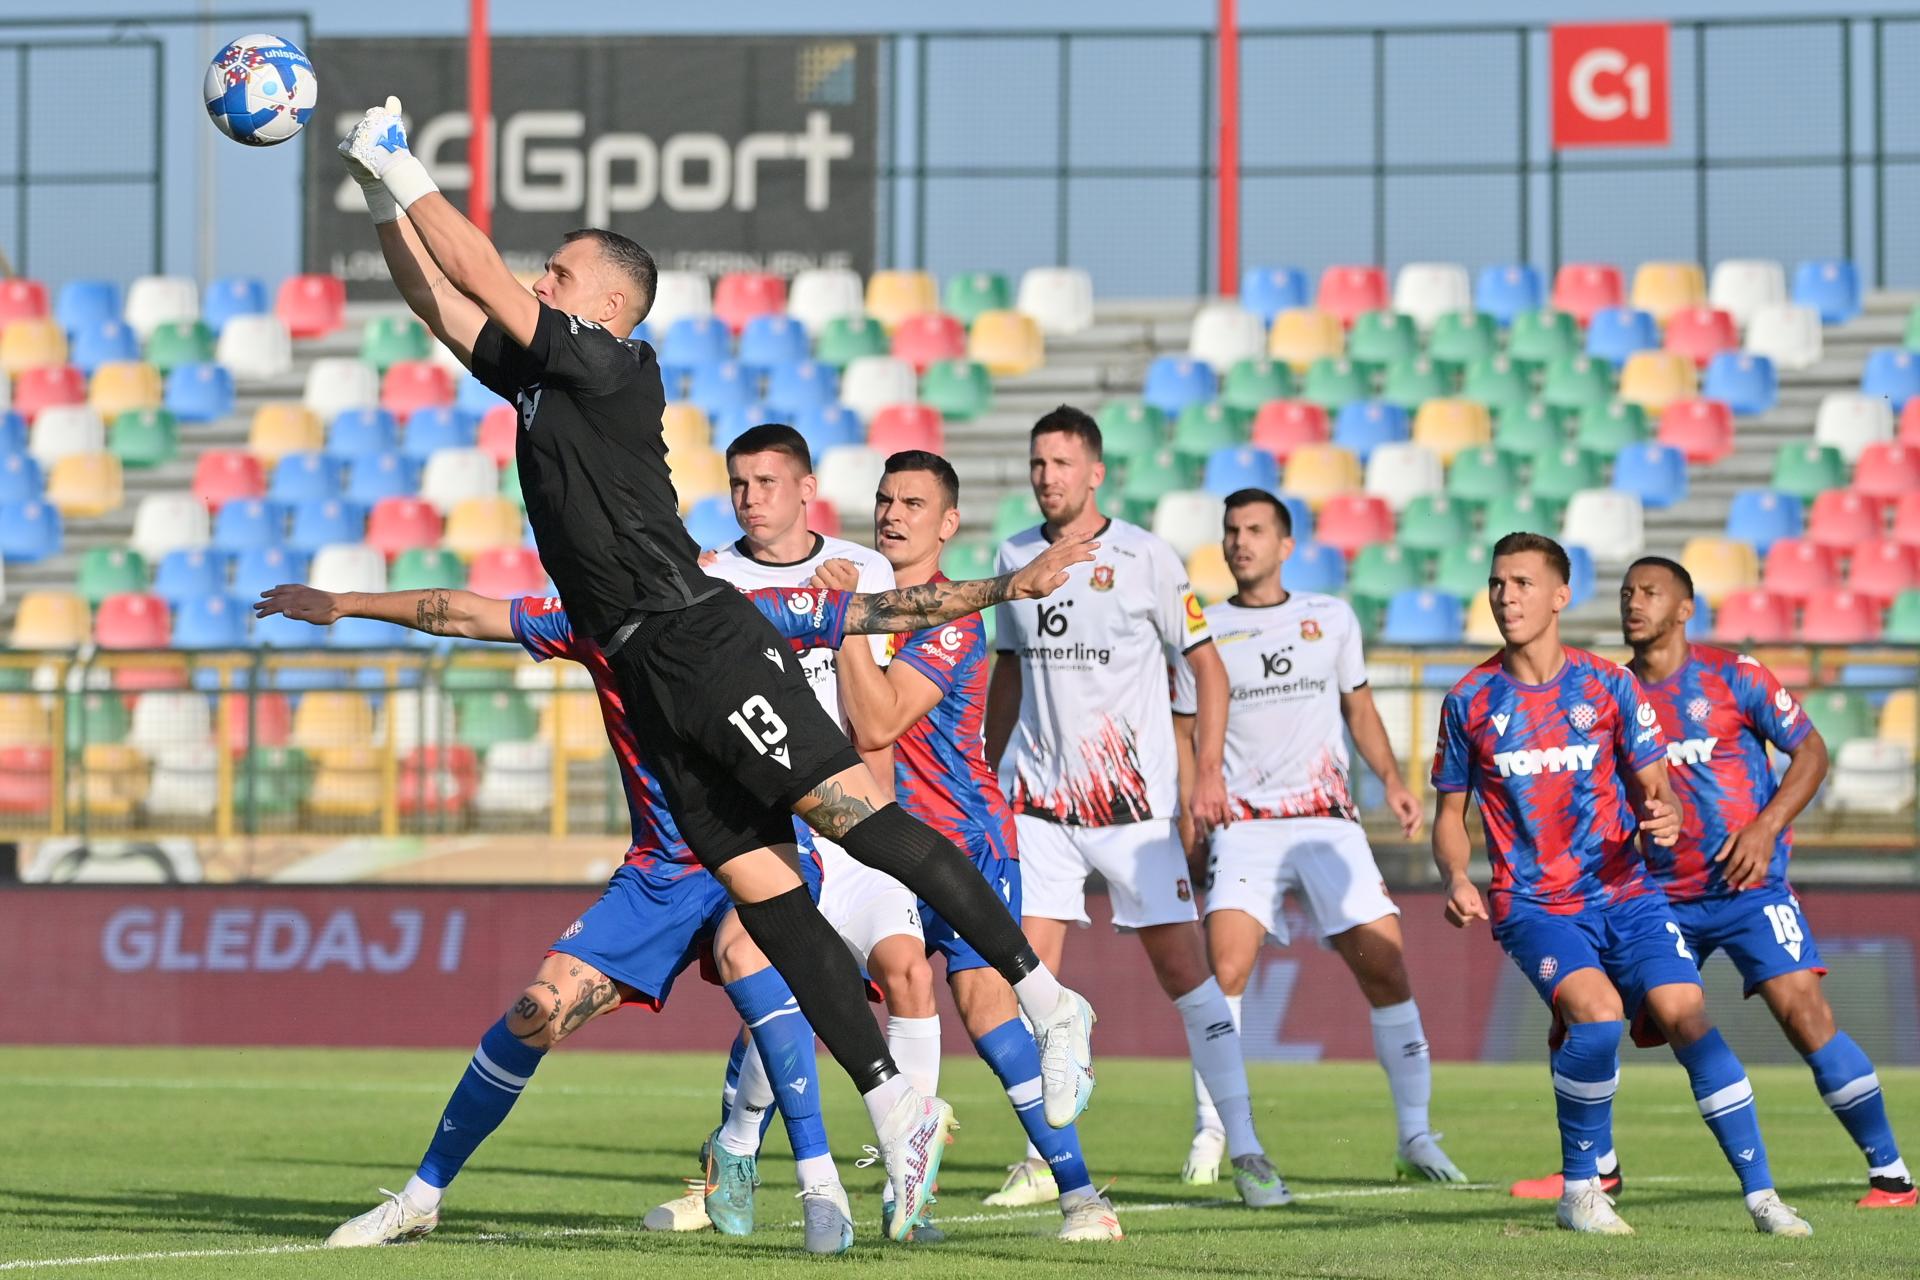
1432, 533, 1811, 1238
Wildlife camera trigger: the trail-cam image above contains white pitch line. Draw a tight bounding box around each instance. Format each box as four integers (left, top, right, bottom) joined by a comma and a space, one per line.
0, 1075, 716, 1101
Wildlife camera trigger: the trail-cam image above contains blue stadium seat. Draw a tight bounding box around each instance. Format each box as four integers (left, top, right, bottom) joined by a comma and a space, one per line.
663, 314, 733, 369
765, 360, 839, 414
1585, 307, 1660, 367
402, 406, 477, 461
1474, 264, 1544, 326
738, 314, 810, 374
345, 450, 420, 506
69, 319, 140, 374
1862, 349, 1920, 411
212, 498, 286, 553
1332, 400, 1412, 462
456, 373, 504, 416
0, 412, 25, 457
164, 362, 235, 422
0, 499, 60, 561
153, 548, 229, 606
287, 498, 366, 554
253, 608, 326, 651
1611, 442, 1689, 509
0, 453, 41, 503
203, 277, 268, 334
690, 359, 756, 419
1792, 258, 1862, 325
631, 320, 657, 350
1724, 488, 1803, 555
1702, 352, 1778, 415
685, 494, 741, 550
1565, 543, 1596, 607
269, 452, 345, 505
327, 407, 400, 459
715, 400, 777, 441
1240, 266, 1310, 323
1142, 357, 1218, 420
1686, 594, 1713, 642
1381, 590, 1464, 644
1203, 446, 1279, 497
795, 403, 863, 458
1284, 540, 1346, 593
173, 594, 249, 648
1279, 493, 1314, 545
330, 616, 409, 648
232, 545, 309, 600
55, 279, 121, 335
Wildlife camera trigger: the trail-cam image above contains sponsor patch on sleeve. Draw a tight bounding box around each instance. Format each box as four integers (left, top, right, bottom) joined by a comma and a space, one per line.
1183, 590, 1206, 636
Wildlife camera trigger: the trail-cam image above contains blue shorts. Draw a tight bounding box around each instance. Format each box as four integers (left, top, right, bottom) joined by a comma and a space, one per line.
1667, 884, 1827, 995
921, 850, 1021, 975
1496, 891, 1702, 1021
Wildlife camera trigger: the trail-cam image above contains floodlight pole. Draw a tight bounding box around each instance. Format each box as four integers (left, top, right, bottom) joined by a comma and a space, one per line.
1217, 0, 1240, 298
468, 0, 492, 236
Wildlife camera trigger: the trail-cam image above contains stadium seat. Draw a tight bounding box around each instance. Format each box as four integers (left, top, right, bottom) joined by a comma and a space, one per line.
1474, 264, 1544, 326
387, 546, 462, 592
1879, 691, 1918, 745
1849, 539, 1919, 604
739, 315, 812, 376
1854, 441, 1920, 501
467, 405, 516, 470
359, 314, 431, 371
93, 593, 170, 648
381, 361, 456, 421
1276, 540, 1341, 594
683, 494, 740, 551
1492, 402, 1564, 463
1677, 536, 1758, 605
1769, 442, 1847, 503
1825, 738, 1915, 812
918, 359, 991, 421
309, 543, 387, 597
1282, 443, 1362, 509
0, 452, 37, 504
832, 356, 912, 422
0, 319, 66, 376
1561, 489, 1645, 561
1362, 442, 1443, 513
1792, 258, 1862, 325
1657, 399, 1735, 464
56, 279, 120, 334
149, 547, 226, 608
1807, 489, 1885, 551
160, 362, 231, 423
1540, 355, 1615, 413
968, 309, 1045, 377
687, 360, 756, 421
304, 358, 381, 423
1900, 399, 1920, 450
11, 591, 87, 649
1202, 445, 1278, 497
1447, 446, 1520, 509
1349, 543, 1424, 609
45, 452, 122, 518
1482, 490, 1563, 541
815, 446, 887, 515
1117, 448, 1197, 516
171, 595, 247, 650
1185, 542, 1236, 604
287, 498, 366, 555
795, 403, 863, 460
230, 547, 308, 606
1347, 310, 1419, 374
646, 271, 712, 335
455, 371, 504, 418
1332, 400, 1409, 462
1886, 592, 1920, 643
200, 276, 266, 335
1315, 266, 1388, 326
1527, 443, 1604, 504
1172, 402, 1249, 460
326, 406, 400, 460
1762, 539, 1839, 604
1381, 355, 1449, 410
88, 362, 161, 421
1550, 264, 1624, 325
1701, 352, 1778, 415
1410, 399, 1492, 465
124, 276, 198, 341
249, 404, 325, 466
658, 403, 712, 458
1709, 259, 1787, 328
1302, 358, 1369, 410
868, 404, 944, 455
274, 274, 346, 339
144, 319, 215, 374
1090, 399, 1161, 464
1664, 306, 1740, 368
1015, 267, 1094, 336
1744, 303, 1823, 373
343, 451, 419, 507
1382, 590, 1463, 644
1432, 539, 1492, 598
1189, 303, 1268, 372
1459, 354, 1529, 414
1142, 357, 1217, 421
866, 271, 939, 332
1630, 262, 1707, 323
992, 490, 1044, 542
28, 405, 106, 468
402, 406, 478, 462
1268, 307, 1345, 371
291, 691, 376, 752
129, 493, 208, 563
1428, 311, 1499, 375
668, 448, 729, 512
419, 448, 499, 515
469, 737, 551, 815
468, 546, 549, 598
1584, 307, 1659, 367
1618, 351, 1697, 413
814, 314, 890, 370
1391, 263, 1471, 332
1816, 391, 1895, 465
1239, 266, 1310, 323
1250, 399, 1329, 459
190, 450, 266, 511
786, 267, 865, 337
78, 546, 147, 605
1863, 349, 1920, 412
1714, 587, 1796, 644
364, 496, 443, 559
1801, 587, 1882, 644
69, 319, 140, 375
1611, 443, 1688, 509
1315, 492, 1396, 554
661, 314, 733, 380
1397, 494, 1474, 556
1150, 490, 1225, 558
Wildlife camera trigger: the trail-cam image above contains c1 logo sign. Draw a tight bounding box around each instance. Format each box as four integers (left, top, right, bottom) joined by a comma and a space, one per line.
1551, 22, 1670, 149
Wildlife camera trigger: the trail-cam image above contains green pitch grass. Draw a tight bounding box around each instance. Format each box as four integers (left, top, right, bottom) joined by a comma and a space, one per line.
2, 1046, 1915, 1277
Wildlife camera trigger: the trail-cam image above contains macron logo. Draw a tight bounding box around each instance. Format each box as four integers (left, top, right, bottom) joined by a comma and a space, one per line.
1492, 743, 1600, 778
1491, 712, 1511, 736
787, 1076, 810, 1096
1664, 737, 1719, 768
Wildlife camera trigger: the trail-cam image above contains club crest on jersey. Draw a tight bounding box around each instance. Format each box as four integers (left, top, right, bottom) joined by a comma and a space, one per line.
1538, 955, 1559, 981
561, 919, 584, 940
1300, 618, 1322, 641
1569, 703, 1598, 732
1090, 564, 1115, 592
1687, 696, 1712, 722
1176, 878, 1192, 902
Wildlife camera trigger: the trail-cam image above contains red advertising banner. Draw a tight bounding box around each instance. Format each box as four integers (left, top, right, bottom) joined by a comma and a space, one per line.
1550, 22, 1671, 149
11, 886, 1918, 1064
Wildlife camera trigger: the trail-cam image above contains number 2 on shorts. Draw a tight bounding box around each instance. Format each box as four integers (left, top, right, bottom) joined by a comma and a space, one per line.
1665, 920, 1695, 959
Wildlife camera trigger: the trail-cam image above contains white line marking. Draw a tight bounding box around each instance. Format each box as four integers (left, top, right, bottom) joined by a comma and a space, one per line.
0, 1076, 714, 1101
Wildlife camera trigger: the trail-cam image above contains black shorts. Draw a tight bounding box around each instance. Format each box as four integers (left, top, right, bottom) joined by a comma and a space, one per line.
605, 589, 863, 869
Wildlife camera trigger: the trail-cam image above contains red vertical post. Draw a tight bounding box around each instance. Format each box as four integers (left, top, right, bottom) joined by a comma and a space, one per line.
467, 0, 492, 236
1217, 0, 1240, 297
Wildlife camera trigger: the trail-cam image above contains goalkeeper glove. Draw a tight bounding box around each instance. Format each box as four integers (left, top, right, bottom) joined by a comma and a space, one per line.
338, 94, 438, 213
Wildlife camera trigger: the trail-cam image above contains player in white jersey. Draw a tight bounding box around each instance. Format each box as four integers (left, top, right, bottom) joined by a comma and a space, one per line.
1170, 489, 1465, 1185
985, 406, 1288, 1208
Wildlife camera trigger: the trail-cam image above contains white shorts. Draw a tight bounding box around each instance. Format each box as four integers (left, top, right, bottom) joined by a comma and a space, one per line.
1204, 817, 1398, 947
1016, 815, 1198, 930
817, 837, 922, 964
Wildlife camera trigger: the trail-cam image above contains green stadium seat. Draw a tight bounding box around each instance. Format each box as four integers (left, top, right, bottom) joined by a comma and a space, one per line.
1800, 688, 1877, 746
1097, 398, 1166, 462
455, 689, 537, 751
360, 314, 432, 371
1447, 446, 1521, 509
1397, 494, 1474, 556
1349, 543, 1424, 608
240, 745, 310, 815
1493, 402, 1566, 462
499, 460, 524, 508
77, 546, 149, 604
390, 547, 468, 591
1575, 401, 1651, 455
1435, 540, 1494, 598
1482, 490, 1565, 540
144, 320, 215, 374
1507, 309, 1581, 372
1347, 310, 1418, 375
1428, 311, 1499, 375
66, 691, 131, 748
1769, 442, 1849, 502
815, 315, 890, 368
920, 358, 993, 421
1540, 355, 1616, 413
1121, 447, 1201, 506
1172, 402, 1250, 461
1528, 445, 1607, 502
1905, 304, 1920, 353
941, 536, 997, 581
1461, 354, 1531, 414
943, 272, 1013, 326
1220, 357, 1295, 412
1302, 357, 1370, 410
1380, 356, 1450, 410
109, 408, 178, 469
992, 490, 1044, 542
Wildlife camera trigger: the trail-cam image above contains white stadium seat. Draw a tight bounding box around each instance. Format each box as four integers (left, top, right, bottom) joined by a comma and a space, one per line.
1149, 490, 1225, 559
647, 271, 712, 334
144, 743, 220, 818
128, 692, 213, 753
303, 357, 381, 421
419, 447, 500, 514
1391, 262, 1472, 331
28, 406, 106, 467
1562, 488, 1646, 562
1708, 259, 1787, 329
473, 739, 553, 815
309, 543, 389, 596
123, 275, 199, 341
385, 687, 452, 754
1814, 392, 1894, 464
1016, 267, 1094, 336
815, 444, 886, 513
1827, 739, 1916, 812
1187, 303, 1268, 372
216, 314, 293, 382
1746, 303, 1824, 371
787, 267, 866, 336
839, 356, 918, 422
1363, 442, 1444, 512
130, 493, 211, 562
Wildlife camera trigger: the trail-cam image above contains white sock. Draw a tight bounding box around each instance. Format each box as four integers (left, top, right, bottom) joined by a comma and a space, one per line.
1744, 1189, 1776, 1211
1025, 1139, 1044, 1163
1872, 1156, 1911, 1182
1595, 1148, 1620, 1177
1175, 977, 1261, 1159
1192, 992, 1241, 1134
887, 1014, 943, 1099
1012, 966, 1066, 1023
862, 1072, 914, 1132
719, 1039, 775, 1157
402, 1174, 442, 1212
1563, 1176, 1600, 1194
796, 1153, 839, 1190
1369, 999, 1433, 1144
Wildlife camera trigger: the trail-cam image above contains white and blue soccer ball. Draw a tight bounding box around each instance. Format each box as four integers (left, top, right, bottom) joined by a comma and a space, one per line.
203, 33, 317, 147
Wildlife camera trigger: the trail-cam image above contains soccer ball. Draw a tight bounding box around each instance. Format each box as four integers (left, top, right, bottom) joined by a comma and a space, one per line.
203, 34, 317, 147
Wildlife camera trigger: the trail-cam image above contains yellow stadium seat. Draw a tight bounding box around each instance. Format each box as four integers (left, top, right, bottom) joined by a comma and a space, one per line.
1619, 350, 1699, 413
1411, 399, 1493, 465
1630, 261, 1707, 323
78, 743, 147, 818
1282, 443, 1362, 510
89, 362, 162, 418
1465, 591, 1504, 645
248, 403, 325, 464
1186, 542, 1236, 605
864, 270, 939, 332
968, 309, 1045, 377
12, 591, 90, 650
291, 692, 376, 751
1679, 536, 1759, 606
1880, 690, 1917, 745
661, 402, 712, 456
46, 451, 124, 518
1268, 307, 1345, 371
0, 319, 66, 375
442, 497, 525, 559
0, 693, 50, 746
542, 691, 607, 762
670, 446, 731, 513
307, 746, 382, 817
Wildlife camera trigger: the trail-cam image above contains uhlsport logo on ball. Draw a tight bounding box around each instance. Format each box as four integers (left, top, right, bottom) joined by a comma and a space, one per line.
204, 33, 318, 146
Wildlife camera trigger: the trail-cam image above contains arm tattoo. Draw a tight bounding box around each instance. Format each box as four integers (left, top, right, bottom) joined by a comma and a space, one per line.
416, 589, 452, 636
845, 573, 1019, 634
801, 778, 879, 840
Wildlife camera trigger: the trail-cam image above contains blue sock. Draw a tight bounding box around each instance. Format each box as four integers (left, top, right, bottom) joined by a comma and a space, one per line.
1806, 1031, 1905, 1175
722, 1028, 748, 1127
1550, 1020, 1621, 1181
976, 1017, 1093, 1195
416, 1016, 544, 1188
1674, 1028, 1773, 1195
726, 967, 829, 1161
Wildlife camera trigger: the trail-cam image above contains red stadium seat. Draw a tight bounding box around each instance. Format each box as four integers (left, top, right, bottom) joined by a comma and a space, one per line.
1713, 588, 1795, 644
467, 545, 549, 598
1799, 587, 1882, 644
365, 496, 444, 558
890, 313, 967, 373
1806, 489, 1885, 551
1760, 538, 1839, 605
477, 404, 518, 467
191, 450, 266, 510
1656, 399, 1735, 464
1893, 492, 1920, 549
0, 744, 52, 813
712, 272, 787, 335
1895, 397, 1920, 448
0, 278, 49, 326
1853, 442, 1920, 501
1550, 263, 1625, 326
13, 365, 86, 423
398, 745, 479, 816
381, 360, 456, 420
867, 404, 945, 455
1314, 492, 1395, 555
805, 498, 841, 537
1848, 539, 1920, 604
275, 273, 346, 339
94, 593, 171, 648
1315, 266, 1389, 327
223, 692, 291, 753
1251, 400, 1331, 459
1662, 306, 1740, 367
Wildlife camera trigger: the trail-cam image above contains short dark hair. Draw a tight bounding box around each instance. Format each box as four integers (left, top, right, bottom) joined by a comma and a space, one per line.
883, 449, 960, 509
1029, 404, 1103, 461
1223, 488, 1292, 537
1491, 530, 1572, 584
563, 228, 658, 322
1627, 555, 1696, 599
725, 422, 812, 473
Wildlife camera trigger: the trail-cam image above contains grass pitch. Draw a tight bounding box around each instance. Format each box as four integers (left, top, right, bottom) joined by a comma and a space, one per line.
1, 1046, 1916, 1277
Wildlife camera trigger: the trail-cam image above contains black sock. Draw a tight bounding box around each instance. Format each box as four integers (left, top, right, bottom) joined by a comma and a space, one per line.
838, 803, 1042, 984
733, 886, 896, 1093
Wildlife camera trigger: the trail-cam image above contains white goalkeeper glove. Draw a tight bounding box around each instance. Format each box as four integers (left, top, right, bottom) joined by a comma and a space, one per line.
338, 94, 438, 214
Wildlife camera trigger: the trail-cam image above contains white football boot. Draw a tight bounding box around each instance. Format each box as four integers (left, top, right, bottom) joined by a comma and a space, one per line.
643, 1177, 712, 1232
983, 1156, 1060, 1206
1394, 1132, 1468, 1183
1057, 1189, 1124, 1242
1031, 990, 1097, 1127
1748, 1190, 1813, 1236
1556, 1181, 1634, 1235
325, 1188, 438, 1247
799, 1181, 855, 1255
